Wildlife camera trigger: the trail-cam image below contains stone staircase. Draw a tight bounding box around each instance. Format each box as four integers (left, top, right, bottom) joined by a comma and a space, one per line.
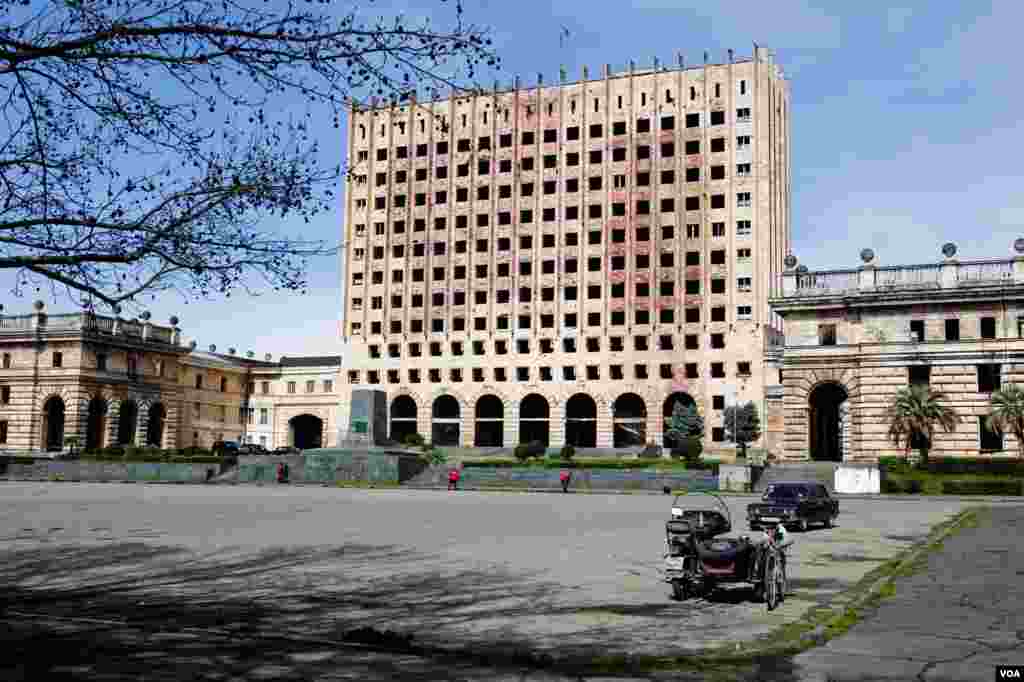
753, 461, 841, 493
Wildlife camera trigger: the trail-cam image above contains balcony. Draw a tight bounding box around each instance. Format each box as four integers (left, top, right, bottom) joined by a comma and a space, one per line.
776, 256, 1023, 300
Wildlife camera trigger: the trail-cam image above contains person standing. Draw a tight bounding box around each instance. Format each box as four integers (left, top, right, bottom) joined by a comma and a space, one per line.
448, 468, 460, 491
559, 469, 572, 493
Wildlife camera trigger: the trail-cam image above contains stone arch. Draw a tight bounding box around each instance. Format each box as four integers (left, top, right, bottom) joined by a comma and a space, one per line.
613, 392, 647, 448
146, 403, 167, 448
117, 398, 139, 445
289, 413, 323, 449
85, 396, 109, 451
518, 393, 550, 446
474, 394, 504, 447
662, 392, 696, 449
42, 394, 66, 451
564, 393, 597, 448
389, 395, 418, 443
431, 394, 460, 446
808, 381, 849, 462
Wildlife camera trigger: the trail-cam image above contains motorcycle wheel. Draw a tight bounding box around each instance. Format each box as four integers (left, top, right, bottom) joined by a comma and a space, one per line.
671, 581, 686, 601
765, 554, 780, 611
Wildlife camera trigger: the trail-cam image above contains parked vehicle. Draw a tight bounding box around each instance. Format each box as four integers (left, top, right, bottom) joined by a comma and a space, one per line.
664, 491, 789, 610
211, 440, 240, 456
747, 482, 839, 532
239, 443, 268, 455
272, 446, 301, 455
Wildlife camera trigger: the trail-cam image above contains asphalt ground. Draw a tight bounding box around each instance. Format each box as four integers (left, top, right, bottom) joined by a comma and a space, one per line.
0, 483, 1016, 680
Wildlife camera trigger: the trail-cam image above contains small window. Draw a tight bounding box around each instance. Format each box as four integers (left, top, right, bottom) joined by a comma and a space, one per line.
979, 415, 1004, 452
945, 319, 960, 341
819, 324, 837, 346
977, 364, 1001, 393
908, 365, 931, 386
909, 320, 925, 342
52, 352, 63, 368
980, 317, 997, 339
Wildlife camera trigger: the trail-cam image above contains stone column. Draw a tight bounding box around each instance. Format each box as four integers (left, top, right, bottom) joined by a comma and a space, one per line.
596, 400, 613, 449
549, 400, 565, 448
503, 400, 518, 449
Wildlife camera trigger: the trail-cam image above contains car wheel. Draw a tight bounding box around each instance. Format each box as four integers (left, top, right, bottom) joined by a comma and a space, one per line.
749, 523, 760, 532
823, 515, 834, 529
796, 517, 808, 533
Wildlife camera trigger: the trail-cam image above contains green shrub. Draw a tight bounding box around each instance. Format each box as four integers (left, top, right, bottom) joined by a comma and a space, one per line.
678, 437, 703, 467
513, 441, 546, 461
419, 448, 447, 466
403, 433, 426, 448
559, 445, 575, 461
925, 458, 1024, 477
940, 479, 1023, 495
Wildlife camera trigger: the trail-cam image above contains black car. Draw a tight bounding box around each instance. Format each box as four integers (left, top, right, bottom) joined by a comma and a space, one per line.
747, 481, 839, 532
211, 440, 240, 456
272, 446, 301, 455
239, 443, 268, 455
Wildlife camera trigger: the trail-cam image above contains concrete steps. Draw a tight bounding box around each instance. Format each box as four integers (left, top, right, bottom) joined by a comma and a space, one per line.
754, 461, 840, 493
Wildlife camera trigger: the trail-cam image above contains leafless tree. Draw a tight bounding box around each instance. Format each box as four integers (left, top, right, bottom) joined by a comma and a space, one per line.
0, 0, 499, 310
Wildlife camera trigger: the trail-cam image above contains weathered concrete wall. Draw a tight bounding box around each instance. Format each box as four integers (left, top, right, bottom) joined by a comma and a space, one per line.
236, 449, 425, 484
718, 464, 751, 492
458, 468, 718, 492
835, 464, 880, 494
0, 458, 217, 483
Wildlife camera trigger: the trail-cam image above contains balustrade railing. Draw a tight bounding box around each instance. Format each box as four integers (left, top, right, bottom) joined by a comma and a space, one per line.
794, 269, 859, 294
0, 315, 33, 330
0, 312, 176, 342
956, 260, 1014, 282
875, 264, 942, 287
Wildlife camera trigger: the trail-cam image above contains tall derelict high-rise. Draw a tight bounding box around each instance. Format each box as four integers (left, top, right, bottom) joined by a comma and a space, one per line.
340, 46, 790, 451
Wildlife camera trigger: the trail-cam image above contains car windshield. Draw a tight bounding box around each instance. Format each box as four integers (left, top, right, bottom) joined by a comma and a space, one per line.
766, 485, 806, 499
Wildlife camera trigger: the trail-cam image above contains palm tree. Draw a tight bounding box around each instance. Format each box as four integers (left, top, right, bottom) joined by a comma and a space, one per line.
884, 384, 959, 466
985, 384, 1024, 459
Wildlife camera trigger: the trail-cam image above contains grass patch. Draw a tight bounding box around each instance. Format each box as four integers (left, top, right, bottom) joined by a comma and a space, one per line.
334, 480, 401, 489
883, 472, 1023, 495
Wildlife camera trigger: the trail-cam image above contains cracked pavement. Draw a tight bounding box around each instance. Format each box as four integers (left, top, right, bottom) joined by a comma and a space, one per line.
791, 505, 1024, 682
0, 482, 1020, 680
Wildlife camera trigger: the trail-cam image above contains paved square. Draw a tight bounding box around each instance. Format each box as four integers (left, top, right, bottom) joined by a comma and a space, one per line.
0, 483, 987, 679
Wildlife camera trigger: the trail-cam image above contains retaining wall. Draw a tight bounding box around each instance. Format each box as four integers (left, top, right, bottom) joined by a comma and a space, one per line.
237, 449, 426, 484
457, 468, 718, 492
0, 458, 218, 483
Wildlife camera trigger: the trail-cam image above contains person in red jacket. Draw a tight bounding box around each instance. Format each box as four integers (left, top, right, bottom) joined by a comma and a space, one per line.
447, 468, 460, 491
560, 469, 572, 493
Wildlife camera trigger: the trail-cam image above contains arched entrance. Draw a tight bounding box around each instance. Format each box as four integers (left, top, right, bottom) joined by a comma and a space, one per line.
117, 399, 138, 445
518, 394, 550, 446
85, 397, 107, 450
662, 392, 696, 449
809, 382, 849, 462
432, 395, 460, 446
42, 396, 65, 452
289, 414, 323, 449
389, 395, 418, 443
474, 395, 504, 447
613, 393, 647, 448
146, 403, 166, 447
565, 393, 597, 448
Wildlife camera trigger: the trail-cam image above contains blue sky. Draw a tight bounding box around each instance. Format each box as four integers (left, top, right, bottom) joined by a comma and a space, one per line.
9, 1, 1022, 358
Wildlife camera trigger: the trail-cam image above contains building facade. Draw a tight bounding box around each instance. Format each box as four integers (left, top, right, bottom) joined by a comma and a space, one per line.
0, 305, 341, 454
340, 48, 791, 450
769, 243, 1024, 462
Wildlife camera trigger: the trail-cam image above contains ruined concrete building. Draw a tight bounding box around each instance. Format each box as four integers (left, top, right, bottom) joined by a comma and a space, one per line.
340, 47, 791, 450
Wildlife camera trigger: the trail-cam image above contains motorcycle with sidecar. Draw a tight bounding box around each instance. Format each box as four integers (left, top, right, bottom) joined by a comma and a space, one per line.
663, 492, 788, 610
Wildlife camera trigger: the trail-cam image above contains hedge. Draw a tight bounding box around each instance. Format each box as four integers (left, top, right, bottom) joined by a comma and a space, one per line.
461, 457, 720, 472
881, 477, 924, 494
940, 479, 1023, 496
879, 456, 1024, 477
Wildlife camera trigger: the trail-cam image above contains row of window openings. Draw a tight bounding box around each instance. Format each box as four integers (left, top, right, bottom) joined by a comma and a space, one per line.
907, 364, 1003, 394
353, 281, 753, 312
357, 192, 753, 216
817, 317, 1001, 346
355, 244, 750, 272
352, 304, 751, 335
357, 106, 753, 149
354, 144, 750, 189
354, 220, 751, 247
366, 327, 749, 358
349, 361, 750, 386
